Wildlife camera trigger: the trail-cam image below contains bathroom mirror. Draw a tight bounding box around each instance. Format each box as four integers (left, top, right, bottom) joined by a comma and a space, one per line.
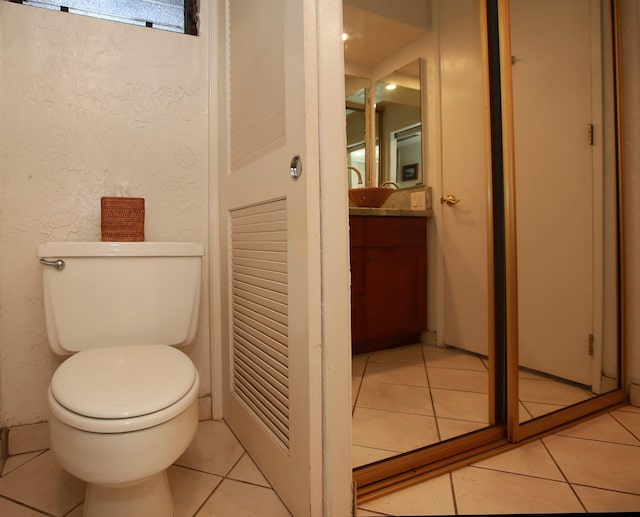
376, 60, 424, 188
345, 63, 424, 189
343, 0, 430, 189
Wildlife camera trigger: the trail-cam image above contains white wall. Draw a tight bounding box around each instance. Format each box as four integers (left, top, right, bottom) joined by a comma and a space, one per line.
0, 2, 211, 427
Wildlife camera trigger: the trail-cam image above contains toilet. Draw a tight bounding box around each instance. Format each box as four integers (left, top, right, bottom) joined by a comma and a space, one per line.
37, 241, 204, 517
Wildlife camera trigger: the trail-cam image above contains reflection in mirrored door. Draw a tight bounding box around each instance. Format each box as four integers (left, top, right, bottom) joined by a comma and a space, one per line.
344, 0, 495, 469
509, 0, 620, 423
350, 0, 626, 500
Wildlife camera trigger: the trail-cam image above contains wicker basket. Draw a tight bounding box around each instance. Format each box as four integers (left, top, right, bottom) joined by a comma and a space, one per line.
101, 197, 145, 242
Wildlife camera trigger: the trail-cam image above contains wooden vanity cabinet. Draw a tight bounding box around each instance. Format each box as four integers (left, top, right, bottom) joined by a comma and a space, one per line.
349, 216, 427, 355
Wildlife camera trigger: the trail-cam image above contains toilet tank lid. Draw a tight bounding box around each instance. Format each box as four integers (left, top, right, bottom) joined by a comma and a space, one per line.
37, 242, 204, 258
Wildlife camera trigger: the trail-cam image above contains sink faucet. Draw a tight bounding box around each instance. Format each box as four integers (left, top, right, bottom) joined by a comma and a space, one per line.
380, 181, 399, 189
347, 166, 363, 185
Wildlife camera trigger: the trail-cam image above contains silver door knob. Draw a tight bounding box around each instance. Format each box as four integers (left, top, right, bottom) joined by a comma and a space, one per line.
441, 195, 460, 206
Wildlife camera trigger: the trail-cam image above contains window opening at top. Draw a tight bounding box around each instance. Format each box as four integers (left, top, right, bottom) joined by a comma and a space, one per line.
9, 0, 199, 35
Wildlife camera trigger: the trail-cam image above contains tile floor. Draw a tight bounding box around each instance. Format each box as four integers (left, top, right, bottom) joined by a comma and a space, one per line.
352, 343, 596, 467
356, 405, 640, 515
0, 346, 637, 516
0, 420, 291, 517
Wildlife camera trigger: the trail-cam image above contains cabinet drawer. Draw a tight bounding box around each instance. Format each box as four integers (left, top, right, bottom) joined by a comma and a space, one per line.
364, 216, 426, 248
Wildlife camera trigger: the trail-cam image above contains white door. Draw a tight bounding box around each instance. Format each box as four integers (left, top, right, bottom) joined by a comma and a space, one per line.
439, 0, 490, 357
218, 0, 323, 514
511, 0, 597, 385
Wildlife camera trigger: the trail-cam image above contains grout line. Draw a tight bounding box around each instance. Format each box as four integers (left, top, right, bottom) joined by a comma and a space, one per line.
422, 344, 442, 442
609, 410, 640, 442
0, 449, 48, 478
539, 438, 589, 512
448, 471, 460, 515
0, 493, 52, 516
63, 500, 83, 516
352, 356, 369, 416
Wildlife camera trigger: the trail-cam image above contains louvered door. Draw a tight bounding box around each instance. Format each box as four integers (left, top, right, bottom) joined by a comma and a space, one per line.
230, 200, 290, 450
218, 0, 323, 515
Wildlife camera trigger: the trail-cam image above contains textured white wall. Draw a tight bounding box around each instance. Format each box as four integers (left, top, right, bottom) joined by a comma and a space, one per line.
0, 2, 211, 426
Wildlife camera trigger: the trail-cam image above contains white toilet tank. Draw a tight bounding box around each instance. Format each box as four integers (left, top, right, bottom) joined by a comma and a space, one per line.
37, 242, 204, 355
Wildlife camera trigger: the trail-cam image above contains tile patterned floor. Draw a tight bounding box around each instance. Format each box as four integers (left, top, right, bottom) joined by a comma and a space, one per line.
356, 405, 640, 515
352, 343, 596, 467
0, 347, 637, 516
0, 420, 291, 517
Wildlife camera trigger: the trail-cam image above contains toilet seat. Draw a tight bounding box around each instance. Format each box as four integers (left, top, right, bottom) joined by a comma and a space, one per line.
49, 345, 199, 434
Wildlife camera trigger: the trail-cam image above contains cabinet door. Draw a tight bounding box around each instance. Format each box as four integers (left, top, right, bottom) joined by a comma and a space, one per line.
363, 245, 427, 342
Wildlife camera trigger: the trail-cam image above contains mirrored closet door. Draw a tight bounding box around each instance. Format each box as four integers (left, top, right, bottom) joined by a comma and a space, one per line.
351, 0, 625, 501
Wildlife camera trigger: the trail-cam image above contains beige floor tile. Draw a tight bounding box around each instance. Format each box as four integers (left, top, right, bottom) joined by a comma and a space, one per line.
543, 435, 640, 495
352, 355, 368, 380
352, 380, 362, 408
167, 465, 222, 517
436, 417, 487, 441
0, 450, 85, 516
520, 400, 565, 419
617, 403, 640, 413
555, 413, 639, 445
196, 479, 291, 516
452, 466, 584, 514
573, 484, 640, 512
363, 361, 429, 387
612, 407, 640, 440
423, 346, 487, 371
0, 497, 48, 517
427, 367, 488, 393
359, 473, 455, 516
228, 453, 269, 487
518, 369, 549, 381
352, 407, 439, 452
357, 381, 433, 415
431, 389, 489, 423
472, 440, 564, 481
352, 445, 397, 469
65, 503, 83, 517
175, 420, 244, 477
519, 377, 593, 406
1, 451, 42, 477
355, 508, 388, 516
518, 401, 534, 421
367, 344, 424, 365
7, 423, 49, 456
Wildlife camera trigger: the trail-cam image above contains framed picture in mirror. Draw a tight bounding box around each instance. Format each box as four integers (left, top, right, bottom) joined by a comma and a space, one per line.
401, 163, 418, 181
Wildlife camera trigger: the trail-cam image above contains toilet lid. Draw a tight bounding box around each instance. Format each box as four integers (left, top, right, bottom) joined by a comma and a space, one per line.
50, 345, 197, 419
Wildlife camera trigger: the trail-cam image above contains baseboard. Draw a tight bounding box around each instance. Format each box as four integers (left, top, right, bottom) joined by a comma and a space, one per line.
0, 427, 8, 472
630, 383, 640, 407
198, 395, 213, 420
421, 330, 437, 346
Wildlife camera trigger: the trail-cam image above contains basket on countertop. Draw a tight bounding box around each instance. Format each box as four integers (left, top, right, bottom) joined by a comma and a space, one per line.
100, 197, 145, 242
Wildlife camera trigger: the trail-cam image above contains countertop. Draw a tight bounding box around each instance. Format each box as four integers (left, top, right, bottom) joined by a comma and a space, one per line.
349, 207, 433, 217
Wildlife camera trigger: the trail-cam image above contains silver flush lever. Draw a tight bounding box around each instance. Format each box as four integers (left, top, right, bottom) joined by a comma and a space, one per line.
39, 258, 65, 271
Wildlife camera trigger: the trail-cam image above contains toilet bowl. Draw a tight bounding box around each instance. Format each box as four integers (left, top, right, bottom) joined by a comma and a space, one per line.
37, 242, 205, 517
